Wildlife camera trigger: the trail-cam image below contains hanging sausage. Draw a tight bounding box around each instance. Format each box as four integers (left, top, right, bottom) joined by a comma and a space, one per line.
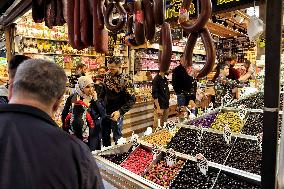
94, 0, 109, 53
179, 0, 216, 79
158, 22, 172, 72
142, 0, 155, 41
125, 16, 139, 46
104, 0, 127, 32
153, 0, 164, 26
133, 0, 145, 45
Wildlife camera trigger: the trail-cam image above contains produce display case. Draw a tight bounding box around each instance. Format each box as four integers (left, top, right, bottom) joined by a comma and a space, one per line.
94, 106, 261, 188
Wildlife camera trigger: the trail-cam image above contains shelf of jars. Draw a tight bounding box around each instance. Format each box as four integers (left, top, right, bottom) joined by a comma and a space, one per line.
93, 106, 262, 189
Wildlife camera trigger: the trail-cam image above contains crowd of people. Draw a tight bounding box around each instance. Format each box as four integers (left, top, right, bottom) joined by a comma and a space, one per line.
0, 53, 255, 188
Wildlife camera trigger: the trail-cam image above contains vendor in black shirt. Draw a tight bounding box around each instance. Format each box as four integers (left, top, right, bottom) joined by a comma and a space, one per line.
172, 57, 197, 107
152, 71, 170, 130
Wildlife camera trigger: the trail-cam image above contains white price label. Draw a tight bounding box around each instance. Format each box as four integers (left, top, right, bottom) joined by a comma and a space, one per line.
223, 124, 232, 144
197, 124, 203, 141
130, 132, 139, 150
257, 132, 263, 151
238, 104, 247, 120
152, 144, 159, 160
196, 153, 208, 175
166, 148, 176, 167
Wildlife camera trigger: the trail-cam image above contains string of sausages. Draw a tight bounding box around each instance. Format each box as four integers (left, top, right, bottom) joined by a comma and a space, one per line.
31, 0, 215, 78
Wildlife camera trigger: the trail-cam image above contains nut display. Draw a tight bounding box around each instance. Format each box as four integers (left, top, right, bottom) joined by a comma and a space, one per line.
213, 172, 261, 189
280, 93, 284, 110
211, 112, 244, 133
144, 158, 185, 187
225, 138, 261, 175
142, 130, 173, 147
189, 112, 218, 128
120, 147, 153, 175
241, 113, 263, 136
170, 160, 218, 189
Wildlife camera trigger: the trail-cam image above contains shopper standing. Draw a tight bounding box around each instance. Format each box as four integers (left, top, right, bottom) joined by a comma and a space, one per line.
172, 57, 197, 107
0, 59, 104, 189
62, 76, 105, 151
0, 55, 30, 104
152, 71, 170, 130
226, 55, 240, 80
101, 57, 136, 146
214, 61, 254, 107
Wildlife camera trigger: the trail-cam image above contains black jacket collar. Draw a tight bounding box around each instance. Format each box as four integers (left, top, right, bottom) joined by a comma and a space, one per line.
0, 104, 57, 127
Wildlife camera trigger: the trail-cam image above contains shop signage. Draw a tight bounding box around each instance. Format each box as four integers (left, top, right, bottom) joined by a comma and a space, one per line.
196, 153, 208, 175
165, 0, 262, 21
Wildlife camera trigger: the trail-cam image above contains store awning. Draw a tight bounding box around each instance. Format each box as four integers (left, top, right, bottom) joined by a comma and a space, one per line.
0, 0, 31, 27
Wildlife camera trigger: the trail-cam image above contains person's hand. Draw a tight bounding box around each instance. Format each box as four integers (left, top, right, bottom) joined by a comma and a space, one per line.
111, 111, 120, 121
248, 64, 256, 74
90, 88, 97, 100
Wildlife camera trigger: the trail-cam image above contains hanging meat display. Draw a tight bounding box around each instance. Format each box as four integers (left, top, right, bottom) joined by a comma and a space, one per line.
179, 0, 216, 79
31, 0, 214, 78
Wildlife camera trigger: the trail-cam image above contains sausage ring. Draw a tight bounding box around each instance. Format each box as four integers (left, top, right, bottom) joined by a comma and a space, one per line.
142, 0, 156, 41
180, 0, 215, 78
183, 28, 215, 78
158, 22, 172, 72
179, 0, 212, 33
104, 1, 127, 32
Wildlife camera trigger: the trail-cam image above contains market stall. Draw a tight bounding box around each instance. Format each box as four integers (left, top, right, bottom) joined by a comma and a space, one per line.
0, 0, 282, 188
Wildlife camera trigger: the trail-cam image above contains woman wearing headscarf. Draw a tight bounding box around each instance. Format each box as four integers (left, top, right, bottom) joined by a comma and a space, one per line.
62, 76, 106, 150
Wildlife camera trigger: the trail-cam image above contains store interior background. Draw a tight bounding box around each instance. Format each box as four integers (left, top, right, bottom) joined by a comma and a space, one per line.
1, 0, 284, 188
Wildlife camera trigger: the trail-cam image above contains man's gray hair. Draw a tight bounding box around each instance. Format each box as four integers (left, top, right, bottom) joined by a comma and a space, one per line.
13, 59, 67, 104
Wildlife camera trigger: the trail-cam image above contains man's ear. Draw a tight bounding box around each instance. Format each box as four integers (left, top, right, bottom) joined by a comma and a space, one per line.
52, 96, 63, 113
8, 81, 13, 100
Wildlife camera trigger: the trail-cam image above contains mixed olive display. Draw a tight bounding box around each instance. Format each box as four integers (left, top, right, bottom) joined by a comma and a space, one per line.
229, 92, 264, 109
225, 138, 261, 175
98, 94, 270, 188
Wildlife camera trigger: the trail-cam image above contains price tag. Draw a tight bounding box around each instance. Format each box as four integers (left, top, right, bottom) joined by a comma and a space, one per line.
152, 144, 159, 160
222, 92, 232, 106
207, 102, 214, 112
223, 124, 232, 144
130, 132, 139, 151
238, 104, 247, 120
196, 153, 208, 175
197, 124, 203, 141
257, 132, 263, 151
156, 119, 163, 131
166, 148, 176, 167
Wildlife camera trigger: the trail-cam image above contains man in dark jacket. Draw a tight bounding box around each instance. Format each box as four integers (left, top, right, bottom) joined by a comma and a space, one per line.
101, 57, 136, 146
0, 59, 104, 189
0, 55, 30, 104
172, 57, 197, 107
152, 71, 170, 130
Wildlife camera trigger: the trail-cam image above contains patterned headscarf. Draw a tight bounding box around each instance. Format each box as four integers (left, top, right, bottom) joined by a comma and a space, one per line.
75, 76, 94, 99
